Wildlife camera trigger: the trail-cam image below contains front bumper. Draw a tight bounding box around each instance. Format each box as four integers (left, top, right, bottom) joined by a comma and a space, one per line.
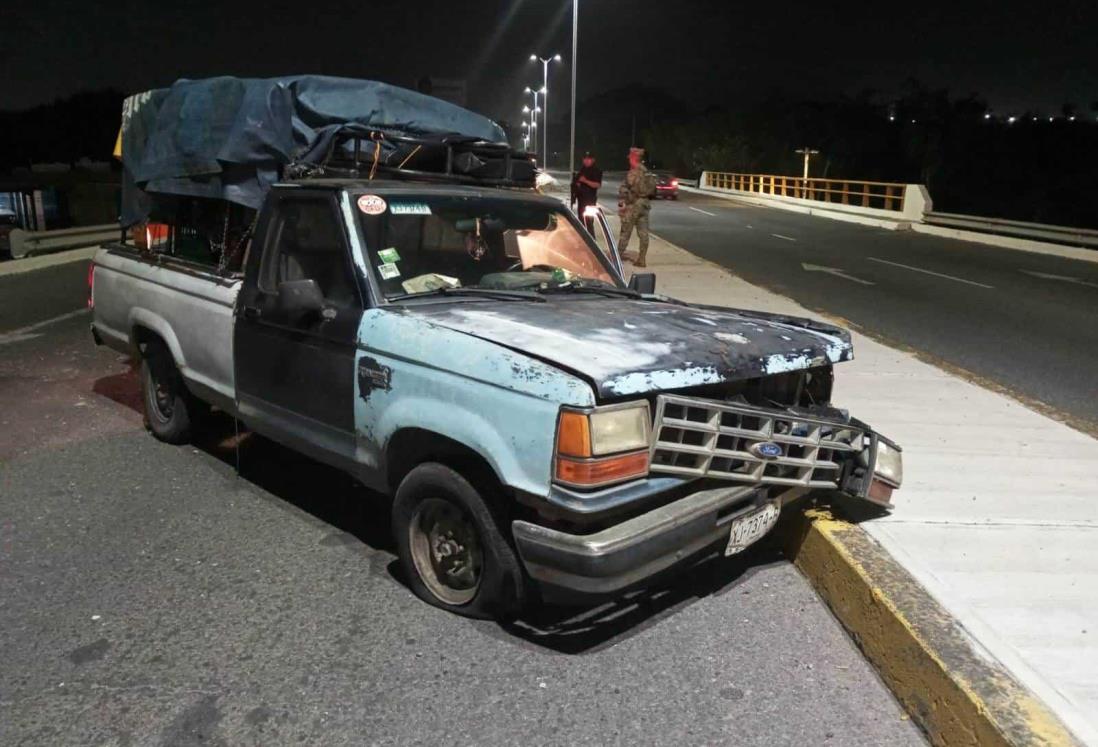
514, 401, 901, 594
513, 484, 798, 595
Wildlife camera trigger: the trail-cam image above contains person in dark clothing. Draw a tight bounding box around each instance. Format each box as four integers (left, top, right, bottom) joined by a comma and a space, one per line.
572, 152, 603, 231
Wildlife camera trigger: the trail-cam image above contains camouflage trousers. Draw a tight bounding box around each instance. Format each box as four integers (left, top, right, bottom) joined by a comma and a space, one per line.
618, 206, 650, 263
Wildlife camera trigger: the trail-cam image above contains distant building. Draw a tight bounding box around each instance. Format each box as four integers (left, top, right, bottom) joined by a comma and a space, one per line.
416, 77, 468, 108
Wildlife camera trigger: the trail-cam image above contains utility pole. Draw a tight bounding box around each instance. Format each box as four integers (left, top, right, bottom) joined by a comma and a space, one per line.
794, 147, 820, 179
569, 0, 578, 177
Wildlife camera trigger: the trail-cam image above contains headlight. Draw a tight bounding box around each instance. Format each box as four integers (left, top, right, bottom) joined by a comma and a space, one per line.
873, 438, 903, 487
589, 405, 650, 455
555, 402, 651, 487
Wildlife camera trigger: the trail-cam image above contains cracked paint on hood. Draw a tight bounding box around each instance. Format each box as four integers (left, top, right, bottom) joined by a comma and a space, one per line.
398, 297, 853, 399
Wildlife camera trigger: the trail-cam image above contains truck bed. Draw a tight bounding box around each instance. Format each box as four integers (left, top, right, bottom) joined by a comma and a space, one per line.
91, 244, 242, 413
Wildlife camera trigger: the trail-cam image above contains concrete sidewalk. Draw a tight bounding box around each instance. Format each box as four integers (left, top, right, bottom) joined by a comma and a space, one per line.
621, 228, 1098, 744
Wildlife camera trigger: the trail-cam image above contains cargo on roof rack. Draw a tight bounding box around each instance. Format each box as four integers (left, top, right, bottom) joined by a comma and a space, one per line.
285, 126, 536, 189
116, 76, 522, 227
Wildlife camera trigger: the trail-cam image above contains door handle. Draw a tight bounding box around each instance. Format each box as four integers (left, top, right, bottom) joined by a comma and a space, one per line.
242, 306, 261, 319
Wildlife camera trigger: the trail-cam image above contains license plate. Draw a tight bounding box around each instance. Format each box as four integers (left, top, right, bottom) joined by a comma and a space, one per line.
724, 502, 781, 556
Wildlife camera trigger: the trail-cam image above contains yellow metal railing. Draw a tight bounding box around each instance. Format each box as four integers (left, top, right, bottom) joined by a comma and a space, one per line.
702, 172, 907, 213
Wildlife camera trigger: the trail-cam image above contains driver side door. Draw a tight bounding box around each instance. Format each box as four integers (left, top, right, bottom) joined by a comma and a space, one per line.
234, 190, 365, 470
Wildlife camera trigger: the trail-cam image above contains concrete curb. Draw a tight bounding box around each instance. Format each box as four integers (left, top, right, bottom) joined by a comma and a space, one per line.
778, 507, 1082, 747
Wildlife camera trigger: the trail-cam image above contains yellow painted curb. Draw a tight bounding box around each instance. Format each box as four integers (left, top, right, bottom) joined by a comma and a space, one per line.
779, 508, 1081, 747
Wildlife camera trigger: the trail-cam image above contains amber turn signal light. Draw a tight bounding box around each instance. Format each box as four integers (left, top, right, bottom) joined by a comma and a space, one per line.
556, 410, 592, 458
555, 451, 649, 487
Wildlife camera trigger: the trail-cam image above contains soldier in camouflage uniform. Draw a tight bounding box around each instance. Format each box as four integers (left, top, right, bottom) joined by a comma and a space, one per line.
617, 146, 655, 267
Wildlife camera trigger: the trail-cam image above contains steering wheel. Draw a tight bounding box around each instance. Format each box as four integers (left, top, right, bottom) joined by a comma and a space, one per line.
504, 262, 560, 273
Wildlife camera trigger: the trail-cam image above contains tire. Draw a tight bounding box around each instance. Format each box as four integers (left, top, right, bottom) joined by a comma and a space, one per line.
392, 463, 527, 619
141, 339, 194, 444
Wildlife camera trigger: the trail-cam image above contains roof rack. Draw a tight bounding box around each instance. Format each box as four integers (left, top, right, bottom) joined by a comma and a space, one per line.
287, 128, 538, 189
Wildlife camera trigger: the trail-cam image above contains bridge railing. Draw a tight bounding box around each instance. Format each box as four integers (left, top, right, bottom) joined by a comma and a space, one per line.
702, 172, 909, 213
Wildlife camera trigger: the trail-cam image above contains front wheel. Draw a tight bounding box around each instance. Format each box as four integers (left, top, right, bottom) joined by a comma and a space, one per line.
392, 463, 528, 619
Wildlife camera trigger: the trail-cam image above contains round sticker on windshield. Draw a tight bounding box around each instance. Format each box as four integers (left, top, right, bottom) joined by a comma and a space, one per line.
357, 195, 387, 215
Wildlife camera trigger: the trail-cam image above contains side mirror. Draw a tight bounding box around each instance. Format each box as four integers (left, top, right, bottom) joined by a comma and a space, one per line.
277, 279, 326, 318
628, 272, 656, 294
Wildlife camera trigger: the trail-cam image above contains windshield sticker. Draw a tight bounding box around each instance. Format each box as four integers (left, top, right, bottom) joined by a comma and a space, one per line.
377, 262, 401, 280
357, 195, 387, 215
377, 247, 401, 263
390, 202, 432, 215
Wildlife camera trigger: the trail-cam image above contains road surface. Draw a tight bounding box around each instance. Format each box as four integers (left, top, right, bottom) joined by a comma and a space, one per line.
0, 259, 923, 744
603, 183, 1098, 434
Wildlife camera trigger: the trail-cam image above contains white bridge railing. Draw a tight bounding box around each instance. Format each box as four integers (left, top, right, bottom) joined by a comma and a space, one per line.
923, 212, 1098, 249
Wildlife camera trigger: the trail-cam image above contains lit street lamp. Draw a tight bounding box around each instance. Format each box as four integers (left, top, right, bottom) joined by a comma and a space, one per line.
523, 87, 545, 161
530, 53, 562, 169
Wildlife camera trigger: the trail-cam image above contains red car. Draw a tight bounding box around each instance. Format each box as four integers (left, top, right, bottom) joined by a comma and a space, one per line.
654, 171, 679, 200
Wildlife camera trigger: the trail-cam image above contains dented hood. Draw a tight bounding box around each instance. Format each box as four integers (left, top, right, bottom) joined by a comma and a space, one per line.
402, 297, 853, 398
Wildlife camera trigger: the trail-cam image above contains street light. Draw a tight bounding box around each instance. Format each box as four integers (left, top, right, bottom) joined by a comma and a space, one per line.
794, 147, 820, 180
569, 0, 579, 177
530, 53, 562, 169
523, 86, 545, 162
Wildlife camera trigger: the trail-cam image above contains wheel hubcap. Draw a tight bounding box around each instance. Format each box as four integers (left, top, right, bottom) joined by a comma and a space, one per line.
409, 498, 482, 606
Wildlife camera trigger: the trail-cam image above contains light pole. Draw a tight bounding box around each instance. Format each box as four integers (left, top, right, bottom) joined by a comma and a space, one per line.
522, 104, 541, 158
530, 53, 561, 169
521, 121, 530, 152
794, 147, 820, 180
569, 0, 578, 177
523, 87, 544, 161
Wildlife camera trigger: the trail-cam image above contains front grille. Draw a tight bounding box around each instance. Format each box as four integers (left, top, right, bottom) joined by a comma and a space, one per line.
649, 394, 864, 488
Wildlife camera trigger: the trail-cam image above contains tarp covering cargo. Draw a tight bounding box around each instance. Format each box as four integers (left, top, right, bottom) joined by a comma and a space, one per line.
118, 76, 507, 226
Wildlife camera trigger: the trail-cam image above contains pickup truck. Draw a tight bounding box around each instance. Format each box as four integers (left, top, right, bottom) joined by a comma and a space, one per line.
90, 178, 902, 619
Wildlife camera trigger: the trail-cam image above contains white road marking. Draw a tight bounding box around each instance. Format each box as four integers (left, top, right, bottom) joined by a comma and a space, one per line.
771, 233, 797, 241
745, 225, 754, 229
688, 206, 717, 217
0, 308, 89, 346
866, 256, 994, 289
801, 263, 876, 286
1020, 270, 1098, 289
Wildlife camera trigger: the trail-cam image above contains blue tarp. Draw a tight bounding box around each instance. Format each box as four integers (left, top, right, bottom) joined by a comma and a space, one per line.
119, 76, 506, 225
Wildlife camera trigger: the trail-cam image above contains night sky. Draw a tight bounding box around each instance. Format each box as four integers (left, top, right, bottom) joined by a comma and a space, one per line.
3, 0, 1096, 119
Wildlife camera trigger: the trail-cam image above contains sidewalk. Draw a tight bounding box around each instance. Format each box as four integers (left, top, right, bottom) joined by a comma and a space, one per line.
623, 227, 1098, 744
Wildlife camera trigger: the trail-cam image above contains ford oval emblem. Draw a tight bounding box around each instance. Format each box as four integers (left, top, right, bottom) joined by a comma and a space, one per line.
750, 441, 783, 460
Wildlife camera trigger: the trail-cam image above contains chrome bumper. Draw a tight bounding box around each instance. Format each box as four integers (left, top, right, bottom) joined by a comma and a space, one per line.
513, 484, 804, 594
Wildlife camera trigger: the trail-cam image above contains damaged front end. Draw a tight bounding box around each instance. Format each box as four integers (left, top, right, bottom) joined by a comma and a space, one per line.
647, 393, 902, 509
511, 366, 902, 598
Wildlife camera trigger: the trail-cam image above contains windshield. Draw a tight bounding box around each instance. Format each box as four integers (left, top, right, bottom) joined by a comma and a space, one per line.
356, 194, 618, 299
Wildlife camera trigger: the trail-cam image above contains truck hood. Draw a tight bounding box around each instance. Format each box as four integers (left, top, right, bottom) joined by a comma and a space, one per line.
401, 297, 853, 398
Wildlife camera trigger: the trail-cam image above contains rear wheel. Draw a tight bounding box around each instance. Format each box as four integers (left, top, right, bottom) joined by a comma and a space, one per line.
392, 463, 527, 619
141, 339, 194, 444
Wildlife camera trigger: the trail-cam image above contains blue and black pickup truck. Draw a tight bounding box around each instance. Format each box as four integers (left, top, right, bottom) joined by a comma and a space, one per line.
89, 77, 902, 618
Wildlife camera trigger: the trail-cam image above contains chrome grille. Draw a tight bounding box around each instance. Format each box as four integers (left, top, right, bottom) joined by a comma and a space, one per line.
649, 394, 865, 488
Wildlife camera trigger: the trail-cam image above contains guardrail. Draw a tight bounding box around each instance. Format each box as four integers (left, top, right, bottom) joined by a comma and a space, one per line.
923, 212, 1098, 249
702, 172, 909, 212
8, 223, 119, 259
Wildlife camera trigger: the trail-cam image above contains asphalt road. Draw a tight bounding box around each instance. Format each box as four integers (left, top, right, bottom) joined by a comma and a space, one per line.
603, 183, 1098, 434
0, 260, 924, 745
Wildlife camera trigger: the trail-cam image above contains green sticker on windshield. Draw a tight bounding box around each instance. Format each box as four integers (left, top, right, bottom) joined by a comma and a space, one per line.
378, 247, 401, 263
